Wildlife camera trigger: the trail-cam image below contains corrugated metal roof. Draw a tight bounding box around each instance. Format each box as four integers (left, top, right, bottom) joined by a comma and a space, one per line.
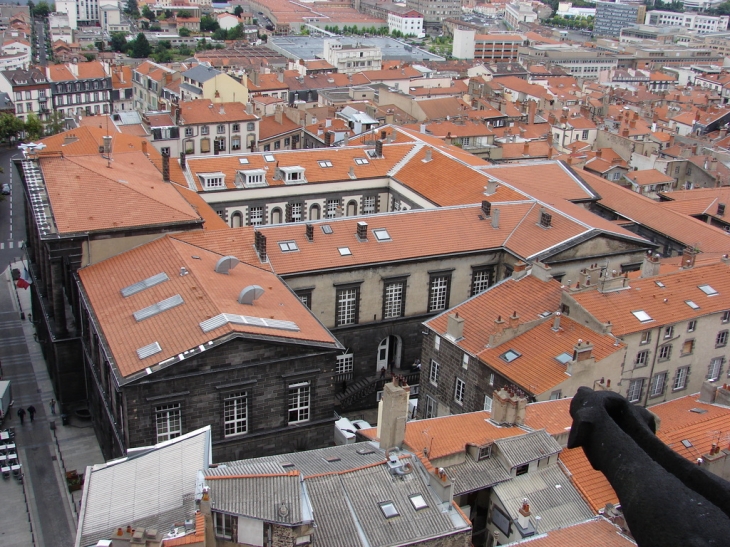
492, 465, 594, 534
446, 454, 512, 495
206, 475, 303, 524
75, 426, 211, 547
495, 430, 562, 469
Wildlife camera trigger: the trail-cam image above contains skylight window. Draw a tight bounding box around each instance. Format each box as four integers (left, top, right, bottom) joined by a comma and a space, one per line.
318, 160, 333, 168
632, 310, 653, 323
338, 247, 352, 256
373, 228, 391, 241
499, 349, 521, 363
278, 241, 299, 252
409, 495, 428, 511
133, 294, 184, 322
655, 281, 665, 288
355, 157, 369, 165
699, 284, 718, 296
379, 502, 399, 519
555, 352, 572, 365
685, 300, 700, 310
322, 224, 333, 234
681, 439, 693, 448
121, 272, 169, 297
238, 158, 249, 164
263, 154, 275, 162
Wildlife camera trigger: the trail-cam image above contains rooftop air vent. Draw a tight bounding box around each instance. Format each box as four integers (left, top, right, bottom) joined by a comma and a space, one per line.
539, 209, 552, 228
238, 285, 265, 305
215, 256, 240, 274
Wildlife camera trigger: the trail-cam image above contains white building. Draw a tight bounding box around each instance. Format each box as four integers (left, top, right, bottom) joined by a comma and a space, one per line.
323, 39, 383, 75
681, 0, 726, 11
557, 2, 596, 18
54, 1, 79, 29
387, 9, 425, 38
99, 0, 122, 33
504, 2, 538, 30
645, 10, 729, 33
56, 0, 104, 27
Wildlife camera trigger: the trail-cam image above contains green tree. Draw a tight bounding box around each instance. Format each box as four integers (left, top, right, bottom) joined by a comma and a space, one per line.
212, 28, 227, 41
31, 1, 51, 17
44, 110, 65, 136
24, 113, 44, 140
152, 48, 173, 63
234, 5, 243, 17
178, 27, 191, 37
141, 5, 155, 20
177, 44, 192, 56
0, 112, 25, 143
125, 0, 139, 17
130, 32, 151, 58
110, 31, 128, 52
177, 9, 191, 18
200, 15, 219, 32
227, 24, 244, 40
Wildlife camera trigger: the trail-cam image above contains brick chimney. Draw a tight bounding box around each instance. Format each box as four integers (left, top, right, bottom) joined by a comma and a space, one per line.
640, 251, 661, 278
572, 339, 593, 362
490, 387, 527, 426
682, 247, 697, 269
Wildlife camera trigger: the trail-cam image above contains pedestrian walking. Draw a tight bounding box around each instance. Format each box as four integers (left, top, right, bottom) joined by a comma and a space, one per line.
27, 405, 36, 423
17, 407, 25, 424
49, 399, 56, 415
379, 366, 386, 379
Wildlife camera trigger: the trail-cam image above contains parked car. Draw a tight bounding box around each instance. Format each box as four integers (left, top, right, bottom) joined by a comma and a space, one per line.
1, 183, 10, 195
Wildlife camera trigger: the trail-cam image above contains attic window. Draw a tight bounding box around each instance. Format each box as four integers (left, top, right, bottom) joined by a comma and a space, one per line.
318, 160, 333, 168
280, 461, 295, 468
355, 158, 369, 165
322, 224, 333, 234
357, 448, 375, 455
338, 247, 352, 256
409, 495, 428, 511
238, 158, 249, 164
690, 408, 708, 414
239, 169, 267, 188
373, 228, 391, 241
555, 352, 572, 364
699, 284, 718, 296
499, 349, 521, 363
685, 300, 700, 310
379, 502, 399, 519
632, 310, 653, 323
478, 444, 492, 460
655, 281, 665, 288
539, 311, 552, 318
264, 154, 275, 162
278, 241, 299, 252
281, 166, 306, 184
199, 173, 225, 190
681, 439, 693, 448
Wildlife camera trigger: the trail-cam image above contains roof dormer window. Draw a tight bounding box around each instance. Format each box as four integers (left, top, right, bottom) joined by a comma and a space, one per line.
280, 166, 306, 185
198, 172, 225, 191
237, 169, 267, 188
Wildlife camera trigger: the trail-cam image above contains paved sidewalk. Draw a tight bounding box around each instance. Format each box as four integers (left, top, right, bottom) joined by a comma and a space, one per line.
1, 262, 105, 547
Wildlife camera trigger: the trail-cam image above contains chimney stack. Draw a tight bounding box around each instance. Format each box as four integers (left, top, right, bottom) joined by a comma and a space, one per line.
379, 380, 410, 450
357, 221, 367, 240
491, 208, 500, 229
424, 149, 432, 162
142, 140, 148, 156
446, 313, 464, 341
490, 387, 527, 426
485, 177, 498, 195
572, 339, 593, 362
180, 151, 186, 169
162, 150, 170, 182
682, 247, 697, 269
305, 224, 314, 241
552, 312, 561, 331
324, 130, 332, 147
481, 200, 492, 217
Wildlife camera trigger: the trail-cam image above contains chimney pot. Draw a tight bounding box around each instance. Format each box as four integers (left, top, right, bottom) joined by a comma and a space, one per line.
491, 208, 500, 229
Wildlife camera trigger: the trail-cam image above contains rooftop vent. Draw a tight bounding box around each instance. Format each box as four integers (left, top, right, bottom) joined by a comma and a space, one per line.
375, 140, 383, 158
481, 200, 491, 217
357, 221, 367, 241
306, 223, 314, 242
539, 208, 552, 228
238, 285, 264, 305
255, 231, 267, 262
718, 203, 726, 216
215, 255, 240, 274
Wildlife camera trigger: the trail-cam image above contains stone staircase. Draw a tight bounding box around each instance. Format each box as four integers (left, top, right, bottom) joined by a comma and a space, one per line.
336, 371, 421, 411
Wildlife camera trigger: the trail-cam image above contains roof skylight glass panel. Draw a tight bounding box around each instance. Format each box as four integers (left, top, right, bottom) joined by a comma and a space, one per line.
699, 284, 718, 296
121, 272, 169, 297
379, 502, 399, 519
338, 247, 352, 256
632, 310, 653, 323
409, 495, 428, 511
318, 160, 333, 168
373, 228, 391, 241
500, 349, 521, 363
278, 241, 299, 252
685, 300, 700, 310
321, 224, 333, 234
136, 341, 162, 360
263, 154, 275, 162
555, 352, 572, 364
655, 281, 665, 288
355, 158, 369, 165
133, 294, 184, 322
238, 158, 249, 164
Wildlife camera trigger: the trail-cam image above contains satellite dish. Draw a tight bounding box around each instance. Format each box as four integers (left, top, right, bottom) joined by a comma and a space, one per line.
238, 285, 264, 305
214, 255, 239, 274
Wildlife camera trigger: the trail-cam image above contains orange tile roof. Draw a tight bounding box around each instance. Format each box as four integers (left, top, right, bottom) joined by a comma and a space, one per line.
516, 517, 635, 546
571, 262, 730, 336
258, 114, 300, 140
76, 61, 107, 79
482, 161, 596, 201
492, 76, 549, 99
179, 99, 257, 125
247, 73, 289, 92
402, 120, 494, 138
46, 64, 75, 81
78, 233, 340, 380
625, 169, 674, 187
523, 398, 573, 436
174, 185, 230, 231
499, 140, 551, 160
559, 447, 619, 513
163, 511, 206, 546
38, 152, 201, 235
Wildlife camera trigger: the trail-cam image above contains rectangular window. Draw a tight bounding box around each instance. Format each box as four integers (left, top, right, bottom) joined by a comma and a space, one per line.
288, 383, 310, 424
326, 199, 339, 218
627, 379, 643, 403
723, 311, 730, 323
232, 137, 241, 151
550, 390, 562, 400
232, 123, 239, 132
682, 339, 695, 355
462, 354, 469, 369
635, 350, 649, 367
471, 267, 494, 296
649, 372, 667, 398
454, 378, 465, 404
290, 202, 302, 222
429, 359, 440, 386
425, 395, 437, 419
673, 366, 689, 391
249, 206, 263, 226
484, 395, 492, 412
155, 403, 181, 442
223, 392, 247, 437
434, 335, 440, 351
688, 320, 696, 333
217, 124, 225, 134
336, 286, 359, 326
640, 331, 651, 345
363, 195, 376, 214
295, 289, 312, 309
336, 353, 354, 374
213, 512, 235, 539
708, 358, 723, 381
274, 140, 281, 150
383, 280, 406, 319
201, 125, 209, 135
428, 274, 451, 312
717, 330, 728, 348
658, 345, 672, 361
664, 326, 674, 339
185, 127, 193, 137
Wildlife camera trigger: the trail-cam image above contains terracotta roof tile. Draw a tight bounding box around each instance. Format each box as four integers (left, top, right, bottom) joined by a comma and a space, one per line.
76, 61, 107, 79
179, 99, 257, 125
258, 115, 300, 140
559, 447, 619, 513
523, 398, 573, 436
517, 518, 635, 546
625, 169, 674, 186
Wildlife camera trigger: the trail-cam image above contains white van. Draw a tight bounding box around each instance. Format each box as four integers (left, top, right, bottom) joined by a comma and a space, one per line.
334, 417, 357, 445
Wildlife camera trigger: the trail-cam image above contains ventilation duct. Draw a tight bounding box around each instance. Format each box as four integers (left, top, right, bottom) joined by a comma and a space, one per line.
215, 256, 240, 274
238, 285, 265, 304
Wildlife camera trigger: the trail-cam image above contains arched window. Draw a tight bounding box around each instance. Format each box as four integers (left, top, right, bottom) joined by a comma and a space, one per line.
270, 207, 282, 224
346, 200, 357, 217
230, 211, 243, 228
309, 203, 321, 221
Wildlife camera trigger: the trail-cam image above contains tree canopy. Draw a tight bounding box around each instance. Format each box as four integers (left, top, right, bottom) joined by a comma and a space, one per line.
24, 114, 44, 141
110, 32, 128, 52
130, 33, 151, 58
0, 113, 25, 143
201, 15, 219, 32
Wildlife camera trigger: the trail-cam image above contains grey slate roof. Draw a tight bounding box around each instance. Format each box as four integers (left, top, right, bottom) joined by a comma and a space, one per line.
446, 454, 512, 495
75, 426, 211, 547
492, 465, 594, 534
494, 429, 562, 469
180, 82, 203, 95
181, 64, 221, 83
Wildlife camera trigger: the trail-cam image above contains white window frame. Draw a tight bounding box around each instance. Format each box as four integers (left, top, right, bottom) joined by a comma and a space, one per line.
484, 394, 492, 412
664, 325, 674, 339
249, 206, 263, 226
429, 359, 440, 386
213, 512, 235, 539
383, 281, 405, 319
472, 268, 493, 296
434, 336, 440, 351
688, 320, 696, 333
454, 378, 465, 405
155, 403, 181, 442
326, 199, 339, 218
627, 379, 643, 403
223, 392, 248, 437
673, 366, 689, 391
199, 173, 225, 190
658, 344, 672, 361
717, 330, 729, 348
708, 358, 723, 381
649, 372, 667, 398
363, 195, 376, 214
336, 287, 358, 326
288, 382, 311, 424
635, 350, 649, 366
336, 353, 354, 374
429, 275, 449, 312
425, 395, 437, 419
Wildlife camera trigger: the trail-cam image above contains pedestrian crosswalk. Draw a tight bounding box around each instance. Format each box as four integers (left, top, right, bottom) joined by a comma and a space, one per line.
0, 241, 23, 250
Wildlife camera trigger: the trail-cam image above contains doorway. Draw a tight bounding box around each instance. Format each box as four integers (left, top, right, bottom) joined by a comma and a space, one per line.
376, 335, 401, 373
